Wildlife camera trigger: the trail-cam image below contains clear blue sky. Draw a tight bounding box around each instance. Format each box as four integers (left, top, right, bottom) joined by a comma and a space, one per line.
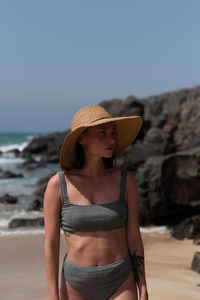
0, 0, 200, 133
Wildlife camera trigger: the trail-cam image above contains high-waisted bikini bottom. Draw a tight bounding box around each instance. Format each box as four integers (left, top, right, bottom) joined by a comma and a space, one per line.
62, 252, 132, 300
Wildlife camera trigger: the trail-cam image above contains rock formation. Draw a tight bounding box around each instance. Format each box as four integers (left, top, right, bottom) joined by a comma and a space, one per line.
20, 85, 200, 227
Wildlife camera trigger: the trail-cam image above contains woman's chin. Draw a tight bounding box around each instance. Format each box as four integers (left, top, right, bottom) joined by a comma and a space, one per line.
102, 152, 114, 158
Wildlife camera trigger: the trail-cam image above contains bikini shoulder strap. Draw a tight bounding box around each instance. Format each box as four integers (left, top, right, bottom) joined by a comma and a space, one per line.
119, 167, 127, 202
57, 171, 69, 205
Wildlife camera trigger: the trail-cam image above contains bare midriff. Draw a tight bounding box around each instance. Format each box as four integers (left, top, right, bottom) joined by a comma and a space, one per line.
64, 226, 128, 266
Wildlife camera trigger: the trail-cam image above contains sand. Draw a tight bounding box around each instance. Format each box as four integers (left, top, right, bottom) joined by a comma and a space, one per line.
0, 229, 199, 300
143, 231, 200, 300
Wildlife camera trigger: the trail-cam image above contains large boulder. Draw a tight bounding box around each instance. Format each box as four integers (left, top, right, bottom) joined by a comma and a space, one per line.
135, 147, 200, 226
0, 193, 18, 204
0, 170, 23, 179
9, 217, 44, 228
99, 87, 200, 173
27, 198, 43, 211
6, 149, 21, 156
140, 86, 200, 152
21, 156, 47, 170
22, 131, 68, 163
171, 215, 200, 240
191, 252, 200, 273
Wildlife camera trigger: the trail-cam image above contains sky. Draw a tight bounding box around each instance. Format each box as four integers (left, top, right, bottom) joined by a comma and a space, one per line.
0, 0, 200, 133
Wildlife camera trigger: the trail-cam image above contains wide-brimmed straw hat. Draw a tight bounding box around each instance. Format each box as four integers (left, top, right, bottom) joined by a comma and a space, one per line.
60, 105, 143, 170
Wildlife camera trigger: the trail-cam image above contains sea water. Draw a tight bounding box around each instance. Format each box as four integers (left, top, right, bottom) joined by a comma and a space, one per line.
0, 132, 59, 236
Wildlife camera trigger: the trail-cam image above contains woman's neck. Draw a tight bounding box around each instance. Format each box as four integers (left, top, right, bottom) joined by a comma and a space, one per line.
80, 157, 107, 178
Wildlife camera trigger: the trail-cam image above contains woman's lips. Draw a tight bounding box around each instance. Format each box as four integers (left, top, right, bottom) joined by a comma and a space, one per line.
106, 146, 114, 151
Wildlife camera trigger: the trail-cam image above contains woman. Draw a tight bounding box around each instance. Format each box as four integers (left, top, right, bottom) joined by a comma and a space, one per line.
44, 105, 148, 300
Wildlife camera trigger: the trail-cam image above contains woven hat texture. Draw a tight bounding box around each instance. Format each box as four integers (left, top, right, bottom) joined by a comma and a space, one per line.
60, 105, 143, 170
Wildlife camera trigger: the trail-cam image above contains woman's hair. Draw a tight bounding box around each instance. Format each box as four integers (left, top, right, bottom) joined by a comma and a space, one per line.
70, 142, 114, 170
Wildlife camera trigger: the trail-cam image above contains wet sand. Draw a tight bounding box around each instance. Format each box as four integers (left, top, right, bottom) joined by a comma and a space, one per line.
0, 229, 199, 300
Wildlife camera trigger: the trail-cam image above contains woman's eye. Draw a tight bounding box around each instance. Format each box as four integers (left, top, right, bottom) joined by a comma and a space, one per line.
100, 130, 105, 135
110, 131, 116, 137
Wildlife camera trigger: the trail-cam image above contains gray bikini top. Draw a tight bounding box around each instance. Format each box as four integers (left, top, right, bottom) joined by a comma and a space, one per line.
58, 168, 128, 234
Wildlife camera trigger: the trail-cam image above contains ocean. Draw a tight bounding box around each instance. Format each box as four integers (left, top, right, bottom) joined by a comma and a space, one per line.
0, 132, 58, 236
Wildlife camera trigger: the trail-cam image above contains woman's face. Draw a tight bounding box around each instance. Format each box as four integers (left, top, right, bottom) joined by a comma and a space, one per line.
79, 122, 116, 158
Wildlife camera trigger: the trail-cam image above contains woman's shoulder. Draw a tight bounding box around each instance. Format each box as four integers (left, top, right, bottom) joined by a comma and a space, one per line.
46, 172, 61, 190
43, 173, 62, 208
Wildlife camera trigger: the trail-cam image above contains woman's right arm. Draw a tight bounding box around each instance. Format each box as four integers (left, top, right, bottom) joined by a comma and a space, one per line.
43, 174, 61, 300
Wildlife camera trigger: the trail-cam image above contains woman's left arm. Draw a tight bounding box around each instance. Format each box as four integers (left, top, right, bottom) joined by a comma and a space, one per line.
126, 171, 149, 300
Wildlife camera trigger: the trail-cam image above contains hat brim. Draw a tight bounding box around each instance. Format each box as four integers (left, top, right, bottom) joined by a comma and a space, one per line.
60, 116, 143, 170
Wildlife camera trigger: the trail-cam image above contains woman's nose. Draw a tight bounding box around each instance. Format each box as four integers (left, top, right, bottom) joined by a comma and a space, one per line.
107, 134, 116, 144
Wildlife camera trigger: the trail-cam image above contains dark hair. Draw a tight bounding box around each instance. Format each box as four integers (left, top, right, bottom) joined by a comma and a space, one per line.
71, 142, 114, 169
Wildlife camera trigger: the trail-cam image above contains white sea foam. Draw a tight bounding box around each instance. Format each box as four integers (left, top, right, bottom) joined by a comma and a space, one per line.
0, 210, 44, 234
0, 225, 168, 237
0, 219, 9, 227
0, 228, 45, 236
0, 155, 25, 164
140, 226, 168, 234
0, 209, 43, 218
0, 141, 29, 152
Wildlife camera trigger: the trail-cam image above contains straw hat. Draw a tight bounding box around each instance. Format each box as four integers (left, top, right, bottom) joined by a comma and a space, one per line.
60, 105, 143, 170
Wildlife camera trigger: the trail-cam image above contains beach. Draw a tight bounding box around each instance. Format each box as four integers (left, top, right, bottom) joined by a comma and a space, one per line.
0, 229, 199, 300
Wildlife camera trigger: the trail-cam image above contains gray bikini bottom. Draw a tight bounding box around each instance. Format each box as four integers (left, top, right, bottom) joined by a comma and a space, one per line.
62, 252, 132, 300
